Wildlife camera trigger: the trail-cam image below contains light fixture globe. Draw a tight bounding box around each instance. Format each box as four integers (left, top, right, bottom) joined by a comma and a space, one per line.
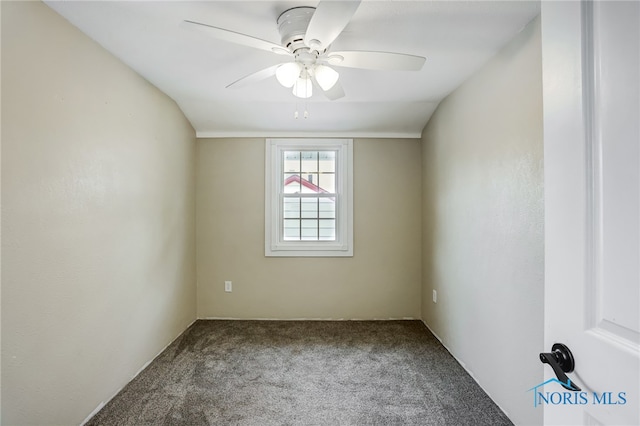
292, 76, 312, 98
276, 62, 302, 88
314, 64, 339, 91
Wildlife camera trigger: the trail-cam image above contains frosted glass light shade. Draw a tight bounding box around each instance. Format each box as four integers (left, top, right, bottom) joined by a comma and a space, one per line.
314, 65, 339, 91
292, 77, 312, 98
276, 62, 302, 88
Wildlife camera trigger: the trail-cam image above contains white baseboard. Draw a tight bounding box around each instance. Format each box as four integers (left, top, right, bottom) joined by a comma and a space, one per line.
80, 318, 197, 426
197, 316, 419, 321
420, 319, 511, 422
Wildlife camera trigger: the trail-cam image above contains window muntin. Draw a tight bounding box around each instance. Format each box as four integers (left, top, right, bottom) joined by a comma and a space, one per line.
282, 150, 336, 241
265, 139, 353, 257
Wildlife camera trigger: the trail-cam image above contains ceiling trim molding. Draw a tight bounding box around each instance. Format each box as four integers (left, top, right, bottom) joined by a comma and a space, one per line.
195, 131, 422, 139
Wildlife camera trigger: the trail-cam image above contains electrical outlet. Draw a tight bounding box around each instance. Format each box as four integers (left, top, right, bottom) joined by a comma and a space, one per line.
432, 290, 437, 303
225, 281, 232, 293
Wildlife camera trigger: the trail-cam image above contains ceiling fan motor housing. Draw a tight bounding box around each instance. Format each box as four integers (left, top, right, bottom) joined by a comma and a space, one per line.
277, 7, 317, 53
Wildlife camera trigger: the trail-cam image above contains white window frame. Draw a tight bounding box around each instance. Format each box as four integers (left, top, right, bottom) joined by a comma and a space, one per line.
265, 138, 353, 257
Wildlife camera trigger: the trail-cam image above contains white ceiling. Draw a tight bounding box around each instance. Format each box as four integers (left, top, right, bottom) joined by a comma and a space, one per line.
45, 1, 540, 138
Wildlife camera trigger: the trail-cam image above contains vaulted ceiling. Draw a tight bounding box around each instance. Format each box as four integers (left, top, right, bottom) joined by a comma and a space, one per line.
45, 1, 540, 138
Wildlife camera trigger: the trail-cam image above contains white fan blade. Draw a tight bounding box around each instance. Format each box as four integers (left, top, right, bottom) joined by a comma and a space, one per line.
323, 80, 345, 100
304, 1, 361, 52
329, 51, 426, 71
313, 77, 345, 101
226, 64, 281, 89
181, 20, 291, 56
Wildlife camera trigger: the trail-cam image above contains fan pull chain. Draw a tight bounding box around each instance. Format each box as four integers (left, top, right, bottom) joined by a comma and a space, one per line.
293, 103, 309, 119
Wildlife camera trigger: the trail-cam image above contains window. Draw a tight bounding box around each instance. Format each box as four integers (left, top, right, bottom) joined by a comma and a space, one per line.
265, 138, 353, 257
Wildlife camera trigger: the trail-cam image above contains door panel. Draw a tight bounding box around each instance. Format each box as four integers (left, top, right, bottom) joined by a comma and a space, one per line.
594, 1, 640, 341
542, 1, 639, 425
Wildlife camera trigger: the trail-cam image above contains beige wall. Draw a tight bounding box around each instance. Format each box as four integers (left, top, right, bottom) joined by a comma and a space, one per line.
1, 2, 196, 424
421, 18, 543, 425
197, 138, 422, 320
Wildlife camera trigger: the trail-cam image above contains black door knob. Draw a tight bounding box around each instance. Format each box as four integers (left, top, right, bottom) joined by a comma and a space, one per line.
539, 343, 581, 391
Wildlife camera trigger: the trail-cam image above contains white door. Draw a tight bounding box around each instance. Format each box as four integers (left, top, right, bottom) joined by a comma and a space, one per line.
542, 1, 639, 425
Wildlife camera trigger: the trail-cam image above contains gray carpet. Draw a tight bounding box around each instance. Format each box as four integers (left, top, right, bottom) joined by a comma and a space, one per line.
86, 320, 512, 426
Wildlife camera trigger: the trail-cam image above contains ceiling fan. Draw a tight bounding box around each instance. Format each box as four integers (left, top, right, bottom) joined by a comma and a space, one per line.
181, 1, 426, 100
